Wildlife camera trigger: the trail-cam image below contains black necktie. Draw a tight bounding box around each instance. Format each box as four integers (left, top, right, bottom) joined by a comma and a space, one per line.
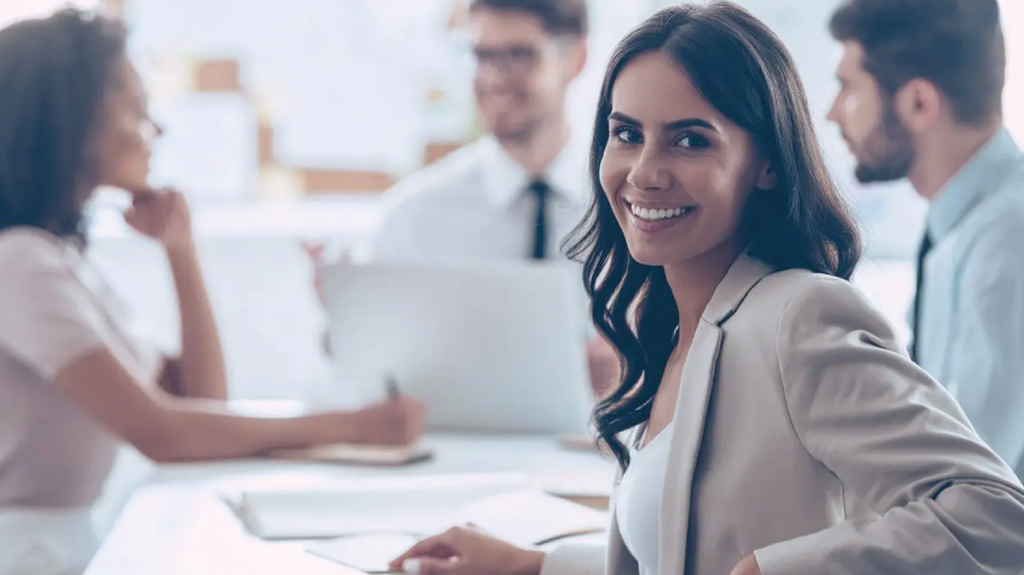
909, 232, 934, 362
529, 179, 551, 260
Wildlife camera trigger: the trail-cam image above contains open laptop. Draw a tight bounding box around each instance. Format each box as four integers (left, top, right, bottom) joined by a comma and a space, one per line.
322, 260, 594, 435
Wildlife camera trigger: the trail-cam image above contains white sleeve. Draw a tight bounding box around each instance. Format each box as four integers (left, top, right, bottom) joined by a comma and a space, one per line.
0, 233, 107, 379
540, 541, 607, 575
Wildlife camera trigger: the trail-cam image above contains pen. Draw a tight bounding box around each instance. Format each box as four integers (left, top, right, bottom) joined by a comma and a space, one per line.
385, 373, 400, 401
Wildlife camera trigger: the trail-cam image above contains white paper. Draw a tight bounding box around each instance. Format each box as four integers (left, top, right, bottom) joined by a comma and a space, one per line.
306, 534, 419, 574
302, 490, 608, 573
230, 473, 531, 540
454, 490, 608, 547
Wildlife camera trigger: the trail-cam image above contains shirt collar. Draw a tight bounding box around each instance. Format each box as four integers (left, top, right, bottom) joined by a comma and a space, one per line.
477, 133, 590, 209
927, 128, 1024, 241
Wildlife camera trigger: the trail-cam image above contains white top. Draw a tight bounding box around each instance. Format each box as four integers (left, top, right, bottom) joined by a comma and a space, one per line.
0, 228, 162, 508
361, 134, 591, 263
616, 423, 674, 575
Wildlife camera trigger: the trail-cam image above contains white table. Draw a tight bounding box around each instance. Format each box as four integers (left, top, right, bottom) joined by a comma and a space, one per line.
85, 434, 615, 574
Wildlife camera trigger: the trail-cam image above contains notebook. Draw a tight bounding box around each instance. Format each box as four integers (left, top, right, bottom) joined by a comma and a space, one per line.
557, 434, 600, 452
536, 469, 614, 511
227, 473, 531, 540
306, 533, 418, 574
226, 473, 607, 542
265, 442, 434, 466
304, 490, 608, 573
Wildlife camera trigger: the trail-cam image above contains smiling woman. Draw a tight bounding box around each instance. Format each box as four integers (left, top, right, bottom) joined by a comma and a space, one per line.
387, 4, 1024, 575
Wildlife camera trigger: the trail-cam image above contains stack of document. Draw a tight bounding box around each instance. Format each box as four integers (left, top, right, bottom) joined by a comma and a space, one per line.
222, 473, 608, 572
224, 473, 608, 542
304, 489, 607, 573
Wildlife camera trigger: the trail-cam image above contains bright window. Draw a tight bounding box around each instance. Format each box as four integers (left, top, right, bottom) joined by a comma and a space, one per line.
1000, 0, 1023, 141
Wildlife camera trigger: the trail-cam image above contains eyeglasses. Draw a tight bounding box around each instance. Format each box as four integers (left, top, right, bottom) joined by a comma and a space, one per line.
471, 44, 541, 74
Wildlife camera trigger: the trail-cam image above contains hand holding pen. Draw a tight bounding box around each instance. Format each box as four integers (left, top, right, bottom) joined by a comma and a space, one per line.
345, 373, 425, 445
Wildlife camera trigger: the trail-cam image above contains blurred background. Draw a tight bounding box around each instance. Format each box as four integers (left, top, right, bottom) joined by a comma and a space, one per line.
0, 0, 1017, 254
1, 0, 1021, 542
0, 0, 1020, 397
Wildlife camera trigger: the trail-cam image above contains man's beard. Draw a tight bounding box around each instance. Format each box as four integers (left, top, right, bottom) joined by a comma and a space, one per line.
491, 115, 544, 146
852, 102, 916, 184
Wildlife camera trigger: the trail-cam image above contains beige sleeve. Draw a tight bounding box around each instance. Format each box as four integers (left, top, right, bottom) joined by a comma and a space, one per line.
540, 540, 607, 575
0, 233, 107, 380
755, 276, 1024, 575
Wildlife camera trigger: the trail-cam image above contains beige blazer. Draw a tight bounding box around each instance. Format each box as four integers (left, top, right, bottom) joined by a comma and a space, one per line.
541, 252, 1024, 575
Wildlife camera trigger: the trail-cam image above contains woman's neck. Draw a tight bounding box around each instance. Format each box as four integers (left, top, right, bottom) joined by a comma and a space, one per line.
663, 240, 745, 339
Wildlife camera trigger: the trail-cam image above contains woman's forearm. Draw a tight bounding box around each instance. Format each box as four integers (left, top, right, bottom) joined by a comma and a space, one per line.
144, 400, 352, 462
56, 350, 364, 463
165, 241, 228, 399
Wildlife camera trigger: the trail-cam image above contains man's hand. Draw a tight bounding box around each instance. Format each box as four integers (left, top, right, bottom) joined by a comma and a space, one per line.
301, 240, 352, 310
301, 241, 328, 308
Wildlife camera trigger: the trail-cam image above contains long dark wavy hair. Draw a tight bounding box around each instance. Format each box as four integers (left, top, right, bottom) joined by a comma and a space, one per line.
0, 9, 127, 244
565, 2, 862, 469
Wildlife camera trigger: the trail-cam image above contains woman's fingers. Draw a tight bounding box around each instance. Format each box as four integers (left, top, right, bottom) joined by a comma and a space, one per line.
403, 556, 464, 575
389, 529, 460, 571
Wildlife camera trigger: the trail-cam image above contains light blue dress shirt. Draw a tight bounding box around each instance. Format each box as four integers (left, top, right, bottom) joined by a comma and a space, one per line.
912, 128, 1024, 478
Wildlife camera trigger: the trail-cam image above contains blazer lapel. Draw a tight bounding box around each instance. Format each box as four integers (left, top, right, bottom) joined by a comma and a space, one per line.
657, 252, 774, 575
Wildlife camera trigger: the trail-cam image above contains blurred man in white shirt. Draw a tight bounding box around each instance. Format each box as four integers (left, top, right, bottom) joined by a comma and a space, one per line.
367, 0, 589, 264
315, 0, 620, 395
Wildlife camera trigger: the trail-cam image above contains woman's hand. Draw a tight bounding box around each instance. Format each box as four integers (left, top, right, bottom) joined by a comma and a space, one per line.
389, 526, 545, 575
344, 396, 427, 446
729, 555, 762, 575
124, 188, 193, 252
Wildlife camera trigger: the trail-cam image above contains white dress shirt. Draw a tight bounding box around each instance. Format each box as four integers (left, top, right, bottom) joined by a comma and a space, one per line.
361, 134, 591, 263
912, 128, 1024, 478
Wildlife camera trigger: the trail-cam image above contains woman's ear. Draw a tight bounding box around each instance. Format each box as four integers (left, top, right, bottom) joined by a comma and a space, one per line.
755, 161, 777, 191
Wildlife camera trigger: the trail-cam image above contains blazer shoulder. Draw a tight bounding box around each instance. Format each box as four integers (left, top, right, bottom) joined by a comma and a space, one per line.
755, 269, 902, 351
744, 268, 862, 315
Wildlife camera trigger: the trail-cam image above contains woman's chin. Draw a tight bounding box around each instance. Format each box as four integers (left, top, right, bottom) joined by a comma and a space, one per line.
626, 246, 672, 268
102, 171, 153, 196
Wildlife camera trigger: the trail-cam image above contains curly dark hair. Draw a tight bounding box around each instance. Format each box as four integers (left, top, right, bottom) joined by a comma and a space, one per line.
565, 2, 862, 469
0, 9, 127, 243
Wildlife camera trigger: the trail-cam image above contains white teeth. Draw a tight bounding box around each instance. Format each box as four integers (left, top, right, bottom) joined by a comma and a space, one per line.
630, 203, 691, 222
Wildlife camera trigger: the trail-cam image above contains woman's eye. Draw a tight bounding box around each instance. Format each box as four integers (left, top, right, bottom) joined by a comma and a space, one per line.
612, 127, 642, 144
676, 133, 710, 149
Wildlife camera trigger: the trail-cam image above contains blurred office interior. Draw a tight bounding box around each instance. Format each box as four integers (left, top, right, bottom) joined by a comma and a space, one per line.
1, 0, 1021, 543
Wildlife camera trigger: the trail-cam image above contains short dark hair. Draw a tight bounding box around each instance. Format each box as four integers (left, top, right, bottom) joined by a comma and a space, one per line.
469, 0, 588, 38
566, 2, 861, 469
0, 9, 127, 243
830, 0, 1005, 126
